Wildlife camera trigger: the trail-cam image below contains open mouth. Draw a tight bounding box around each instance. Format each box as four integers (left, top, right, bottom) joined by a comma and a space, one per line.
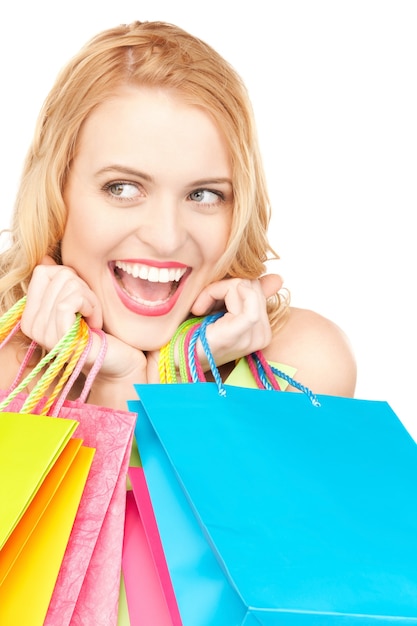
112, 260, 189, 307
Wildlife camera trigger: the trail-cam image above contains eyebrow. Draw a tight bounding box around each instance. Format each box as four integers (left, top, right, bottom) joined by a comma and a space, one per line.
95, 165, 233, 187
96, 165, 153, 182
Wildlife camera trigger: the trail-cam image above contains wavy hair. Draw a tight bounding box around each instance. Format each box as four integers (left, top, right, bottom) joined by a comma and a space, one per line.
0, 21, 288, 326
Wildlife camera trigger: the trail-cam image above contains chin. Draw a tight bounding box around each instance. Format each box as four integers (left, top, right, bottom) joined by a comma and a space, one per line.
104, 315, 185, 353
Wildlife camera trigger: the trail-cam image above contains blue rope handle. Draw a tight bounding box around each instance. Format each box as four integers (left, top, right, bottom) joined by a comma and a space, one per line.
269, 365, 320, 406
250, 352, 320, 406
186, 324, 203, 383
189, 312, 320, 405
198, 313, 226, 396
187, 312, 225, 393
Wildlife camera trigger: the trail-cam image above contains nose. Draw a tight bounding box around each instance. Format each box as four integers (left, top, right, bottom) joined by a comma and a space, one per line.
134, 195, 187, 256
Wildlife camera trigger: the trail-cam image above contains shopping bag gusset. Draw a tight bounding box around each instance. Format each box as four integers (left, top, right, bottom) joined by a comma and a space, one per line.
122, 465, 183, 625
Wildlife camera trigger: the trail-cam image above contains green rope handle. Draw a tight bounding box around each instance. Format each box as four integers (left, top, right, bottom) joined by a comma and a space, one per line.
0, 296, 27, 343
158, 317, 204, 383
34, 318, 90, 415
0, 311, 89, 414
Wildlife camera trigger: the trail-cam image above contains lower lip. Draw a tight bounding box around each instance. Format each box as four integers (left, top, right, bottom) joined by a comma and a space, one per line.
110, 268, 190, 317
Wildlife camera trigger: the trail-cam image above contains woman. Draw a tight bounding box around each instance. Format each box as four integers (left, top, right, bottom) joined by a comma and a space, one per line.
0, 20, 357, 624
0, 20, 356, 403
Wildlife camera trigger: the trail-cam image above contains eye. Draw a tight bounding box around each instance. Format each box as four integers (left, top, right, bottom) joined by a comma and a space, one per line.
189, 189, 223, 204
104, 181, 141, 199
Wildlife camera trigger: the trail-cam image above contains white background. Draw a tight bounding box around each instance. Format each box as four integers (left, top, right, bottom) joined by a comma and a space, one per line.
1, 1, 416, 436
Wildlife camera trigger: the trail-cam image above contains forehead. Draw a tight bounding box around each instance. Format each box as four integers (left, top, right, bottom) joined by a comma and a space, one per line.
75, 87, 231, 173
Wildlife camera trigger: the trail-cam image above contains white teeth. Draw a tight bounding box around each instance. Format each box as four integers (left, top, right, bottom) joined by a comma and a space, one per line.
115, 261, 187, 283
159, 268, 170, 283
147, 266, 159, 282
139, 265, 148, 279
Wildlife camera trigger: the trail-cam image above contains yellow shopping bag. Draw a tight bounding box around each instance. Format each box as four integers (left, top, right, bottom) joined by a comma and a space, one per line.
0, 412, 78, 548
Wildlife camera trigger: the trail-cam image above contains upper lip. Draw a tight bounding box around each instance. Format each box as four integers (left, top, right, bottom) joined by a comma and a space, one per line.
114, 260, 188, 283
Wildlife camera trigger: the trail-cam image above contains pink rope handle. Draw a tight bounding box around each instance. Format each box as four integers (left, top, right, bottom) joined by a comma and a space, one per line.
246, 354, 267, 389
0, 320, 39, 394
49, 328, 93, 415
22, 316, 88, 415
7, 340, 38, 393
182, 330, 193, 382
78, 329, 108, 403
0, 298, 108, 414
0, 319, 22, 350
183, 326, 206, 382
51, 328, 108, 414
253, 350, 281, 390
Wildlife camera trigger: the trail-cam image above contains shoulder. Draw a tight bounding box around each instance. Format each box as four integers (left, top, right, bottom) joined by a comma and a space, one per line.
263, 307, 357, 397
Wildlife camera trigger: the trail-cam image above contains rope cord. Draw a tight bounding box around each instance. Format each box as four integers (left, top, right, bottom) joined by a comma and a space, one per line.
158, 312, 319, 404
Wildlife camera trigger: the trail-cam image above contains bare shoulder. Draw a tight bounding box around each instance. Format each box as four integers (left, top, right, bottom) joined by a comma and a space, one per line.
263, 307, 357, 397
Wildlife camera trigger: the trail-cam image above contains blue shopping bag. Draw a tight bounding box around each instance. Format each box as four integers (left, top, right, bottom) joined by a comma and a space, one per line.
130, 384, 417, 625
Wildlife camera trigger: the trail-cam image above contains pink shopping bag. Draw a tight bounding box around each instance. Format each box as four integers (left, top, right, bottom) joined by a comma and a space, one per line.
122, 466, 182, 625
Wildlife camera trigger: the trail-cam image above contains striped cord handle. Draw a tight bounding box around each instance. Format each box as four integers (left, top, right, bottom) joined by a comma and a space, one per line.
158, 313, 320, 404
0, 297, 93, 414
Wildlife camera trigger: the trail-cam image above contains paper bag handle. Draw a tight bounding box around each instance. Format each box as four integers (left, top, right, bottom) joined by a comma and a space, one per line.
159, 313, 320, 405
0, 297, 108, 415
51, 328, 107, 415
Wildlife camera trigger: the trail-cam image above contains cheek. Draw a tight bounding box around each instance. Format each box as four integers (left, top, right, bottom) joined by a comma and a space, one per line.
206, 218, 234, 279
61, 193, 109, 262
60, 208, 99, 270
61, 216, 85, 262
62, 182, 100, 253
203, 213, 232, 257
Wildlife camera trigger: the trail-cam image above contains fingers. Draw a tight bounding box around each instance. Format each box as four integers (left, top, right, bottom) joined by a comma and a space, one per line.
21, 260, 103, 349
190, 275, 281, 368
191, 287, 225, 317
191, 278, 253, 317
21, 260, 151, 388
191, 274, 283, 317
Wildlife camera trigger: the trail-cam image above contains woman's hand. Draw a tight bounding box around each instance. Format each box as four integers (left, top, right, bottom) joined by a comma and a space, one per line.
190, 274, 283, 369
21, 256, 103, 349
20, 257, 150, 404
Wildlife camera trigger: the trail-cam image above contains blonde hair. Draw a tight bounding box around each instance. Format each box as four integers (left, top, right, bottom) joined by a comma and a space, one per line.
0, 21, 288, 326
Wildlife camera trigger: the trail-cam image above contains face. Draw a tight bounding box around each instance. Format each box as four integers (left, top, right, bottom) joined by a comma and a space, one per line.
61, 87, 233, 350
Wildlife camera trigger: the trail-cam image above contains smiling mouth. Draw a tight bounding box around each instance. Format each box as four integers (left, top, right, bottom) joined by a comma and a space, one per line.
112, 261, 188, 305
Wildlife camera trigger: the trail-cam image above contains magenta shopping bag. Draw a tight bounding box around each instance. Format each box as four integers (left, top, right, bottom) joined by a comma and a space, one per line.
122, 466, 182, 625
